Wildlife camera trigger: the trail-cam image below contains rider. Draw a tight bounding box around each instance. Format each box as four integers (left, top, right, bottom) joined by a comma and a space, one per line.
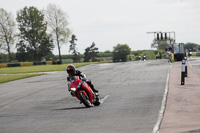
66, 64, 99, 93
143, 54, 146, 61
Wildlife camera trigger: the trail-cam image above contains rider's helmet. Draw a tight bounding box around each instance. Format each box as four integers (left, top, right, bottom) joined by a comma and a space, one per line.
66, 64, 75, 75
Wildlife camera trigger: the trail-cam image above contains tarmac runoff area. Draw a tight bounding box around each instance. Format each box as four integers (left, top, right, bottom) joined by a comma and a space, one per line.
159, 60, 200, 133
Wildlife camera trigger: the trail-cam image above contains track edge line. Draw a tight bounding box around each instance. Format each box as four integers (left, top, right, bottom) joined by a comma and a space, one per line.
152, 65, 171, 133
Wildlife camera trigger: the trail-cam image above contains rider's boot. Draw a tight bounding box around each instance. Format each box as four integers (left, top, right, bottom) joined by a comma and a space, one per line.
91, 83, 99, 93
90, 85, 99, 98
92, 87, 99, 93
87, 80, 99, 93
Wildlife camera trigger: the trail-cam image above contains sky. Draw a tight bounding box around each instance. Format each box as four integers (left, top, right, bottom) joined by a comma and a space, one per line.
1, 0, 200, 54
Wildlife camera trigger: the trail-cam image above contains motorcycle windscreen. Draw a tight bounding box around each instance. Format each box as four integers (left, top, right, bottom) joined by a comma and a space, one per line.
69, 76, 81, 89
69, 75, 77, 83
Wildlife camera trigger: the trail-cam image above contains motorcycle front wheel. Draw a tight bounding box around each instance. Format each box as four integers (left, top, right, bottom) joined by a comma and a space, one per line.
78, 92, 92, 108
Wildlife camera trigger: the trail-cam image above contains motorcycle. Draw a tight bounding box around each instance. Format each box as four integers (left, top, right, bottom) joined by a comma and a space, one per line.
68, 75, 101, 108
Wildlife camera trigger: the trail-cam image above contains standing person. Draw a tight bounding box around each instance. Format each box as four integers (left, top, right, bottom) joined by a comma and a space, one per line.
157, 52, 160, 59
189, 49, 192, 58
156, 54, 159, 60
165, 47, 172, 63
143, 54, 146, 61
138, 55, 141, 61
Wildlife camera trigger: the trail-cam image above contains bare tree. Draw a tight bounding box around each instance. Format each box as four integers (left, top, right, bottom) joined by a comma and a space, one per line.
45, 3, 71, 64
0, 8, 16, 61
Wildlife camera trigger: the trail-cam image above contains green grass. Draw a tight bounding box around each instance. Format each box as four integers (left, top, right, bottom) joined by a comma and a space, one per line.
62, 58, 84, 64
0, 62, 98, 74
0, 74, 44, 84
0, 62, 99, 84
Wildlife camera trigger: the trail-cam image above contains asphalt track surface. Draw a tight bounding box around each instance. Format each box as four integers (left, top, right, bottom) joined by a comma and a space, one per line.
0, 60, 170, 133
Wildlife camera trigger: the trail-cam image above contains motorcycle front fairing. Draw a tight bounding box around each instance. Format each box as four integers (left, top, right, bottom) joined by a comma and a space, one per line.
80, 81, 94, 103
69, 76, 81, 89
68, 76, 94, 104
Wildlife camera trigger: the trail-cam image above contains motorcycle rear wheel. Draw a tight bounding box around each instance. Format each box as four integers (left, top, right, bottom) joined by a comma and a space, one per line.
78, 92, 92, 108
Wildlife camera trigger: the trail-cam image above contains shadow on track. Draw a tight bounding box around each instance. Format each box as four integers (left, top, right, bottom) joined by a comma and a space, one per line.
54, 106, 86, 110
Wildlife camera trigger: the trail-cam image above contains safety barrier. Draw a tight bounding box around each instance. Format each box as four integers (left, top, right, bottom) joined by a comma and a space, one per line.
0, 64, 7, 68
33, 61, 46, 65
192, 52, 197, 56
7, 63, 20, 67
181, 57, 188, 85
0, 61, 58, 68
181, 59, 185, 85
46, 61, 53, 65
20, 62, 33, 66
187, 52, 200, 57
196, 52, 200, 56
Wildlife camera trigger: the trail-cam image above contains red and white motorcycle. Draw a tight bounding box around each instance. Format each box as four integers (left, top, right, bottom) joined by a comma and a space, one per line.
68, 76, 100, 108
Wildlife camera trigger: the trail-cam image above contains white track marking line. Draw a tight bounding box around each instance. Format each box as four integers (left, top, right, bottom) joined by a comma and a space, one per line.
100, 95, 110, 104
152, 68, 170, 133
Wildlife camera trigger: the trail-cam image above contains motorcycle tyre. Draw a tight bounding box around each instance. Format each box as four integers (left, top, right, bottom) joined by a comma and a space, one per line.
78, 92, 92, 108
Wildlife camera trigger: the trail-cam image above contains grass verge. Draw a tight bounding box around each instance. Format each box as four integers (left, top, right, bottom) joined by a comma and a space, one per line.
0, 62, 98, 74
0, 62, 99, 84
0, 74, 44, 84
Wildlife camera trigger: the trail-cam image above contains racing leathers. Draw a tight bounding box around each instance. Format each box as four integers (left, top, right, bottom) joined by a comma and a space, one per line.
67, 70, 99, 93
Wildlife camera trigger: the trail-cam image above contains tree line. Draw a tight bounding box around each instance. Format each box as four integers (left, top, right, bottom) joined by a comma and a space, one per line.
2, 4, 199, 64
0, 4, 99, 63
151, 37, 200, 52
